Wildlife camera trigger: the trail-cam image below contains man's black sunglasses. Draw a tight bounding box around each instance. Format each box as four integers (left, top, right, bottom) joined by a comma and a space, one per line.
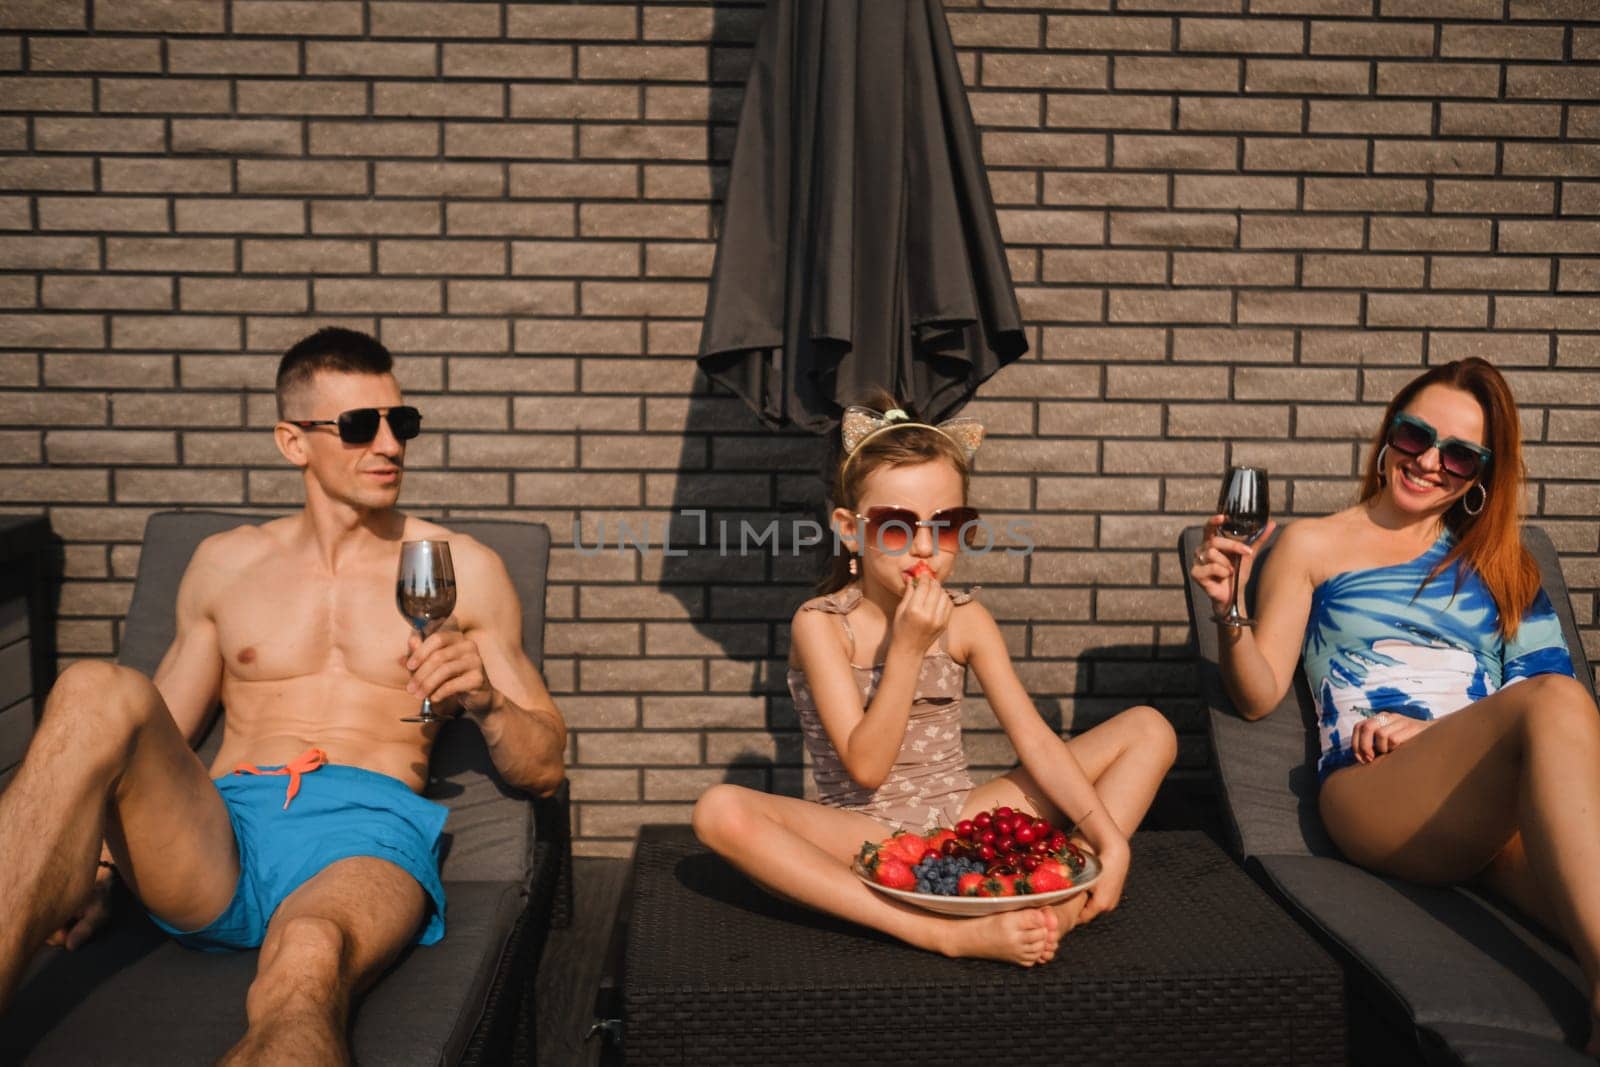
288, 406, 422, 444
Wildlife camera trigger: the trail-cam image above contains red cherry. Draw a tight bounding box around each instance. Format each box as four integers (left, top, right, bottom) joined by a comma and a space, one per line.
920, 850, 940, 865
1048, 832, 1068, 852
1022, 855, 1041, 873
955, 820, 976, 840
994, 806, 1014, 819
973, 812, 992, 830
1032, 819, 1051, 837
997, 835, 1016, 854
978, 844, 996, 861
980, 829, 997, 846
1030, 839, 1049, 854
942, 839, 961, 856
1014, 825, 1037, 845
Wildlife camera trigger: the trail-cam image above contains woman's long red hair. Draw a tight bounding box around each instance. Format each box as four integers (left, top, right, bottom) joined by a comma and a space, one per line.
1358, 357, 1538, 638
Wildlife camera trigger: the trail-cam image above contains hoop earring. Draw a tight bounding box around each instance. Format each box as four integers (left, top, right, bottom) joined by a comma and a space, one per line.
1375, 444, 1389, 486
1462, 482, 1487, 516
848, 557, 858, 577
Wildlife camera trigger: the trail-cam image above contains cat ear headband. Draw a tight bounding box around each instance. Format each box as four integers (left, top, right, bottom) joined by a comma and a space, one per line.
839, 405, 985, 476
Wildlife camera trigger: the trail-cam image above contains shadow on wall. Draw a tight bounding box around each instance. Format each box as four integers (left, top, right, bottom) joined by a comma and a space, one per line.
657, 0, 826, 799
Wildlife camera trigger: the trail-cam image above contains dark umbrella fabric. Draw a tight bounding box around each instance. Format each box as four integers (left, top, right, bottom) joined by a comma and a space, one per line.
698, 0, 1029, 432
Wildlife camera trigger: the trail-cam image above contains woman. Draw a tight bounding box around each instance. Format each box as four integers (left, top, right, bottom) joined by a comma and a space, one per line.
1191, 357, 1600, 1051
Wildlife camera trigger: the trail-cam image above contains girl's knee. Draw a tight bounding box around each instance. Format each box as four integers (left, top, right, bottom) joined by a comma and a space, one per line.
692, 783, 753, 846
1124, 705, 1178, 765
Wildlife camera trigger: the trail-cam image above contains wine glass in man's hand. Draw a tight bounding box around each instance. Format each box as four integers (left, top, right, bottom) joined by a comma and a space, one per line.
397, 540, 456, 723
1214, 467, 1270, 628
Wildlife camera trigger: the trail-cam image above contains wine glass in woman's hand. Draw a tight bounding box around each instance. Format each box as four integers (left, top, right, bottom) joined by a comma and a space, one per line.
397, 540, 456, 722
1212, 467, 1270, 628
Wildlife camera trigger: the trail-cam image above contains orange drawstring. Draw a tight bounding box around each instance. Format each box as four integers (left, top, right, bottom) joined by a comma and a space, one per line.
234, 748, 329, 810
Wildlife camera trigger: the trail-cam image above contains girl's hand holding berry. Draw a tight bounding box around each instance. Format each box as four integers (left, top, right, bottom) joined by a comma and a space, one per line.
890, 564, 952, 656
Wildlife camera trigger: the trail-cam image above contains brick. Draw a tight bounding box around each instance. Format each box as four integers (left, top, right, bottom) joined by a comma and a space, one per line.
1246, 59, 1366, 94
1245, 137, 1367, 173
0, 276, 33, 306
29, 37, 162, 72
0, 313, 104, 347
241, 239, 369, 274
507, 4, 636, 40
579, 45, 705, 82
94, 0, 224, 33
1429, 333, 1551, 366
42, 275, 172, 310
1114, 134, 1234, 170
1308, 100, 1430, 136
1041, 173, 1164, 208
580, 204, 706, 240
1301, 253, 1423, 289
116, 469, 240, 503
306, 42, 438, 77
1110, 212, 1237, 248
381, 317, 509, 354
513, 84, 638, 121
1498, 297, 1600, 331
1109, 289, 1229, 324
1311, 20, 1431, 56
0, 158, 94, 190
514, 395, 637, 431
171, 119, 302, 156
0, 198, 23, 230
168, 39, 298, 74
100, 77, 231, 114
580, 124, 704, 162
0, 118, 22, 149
308, 121, 438, 158
0, 76, 91, 111
1508, 67, 1600, 101
514, 319, 643, 359
314, 279, 441, 314
45, 429, 174, 465
447, 280, 575, 315
580, 281, 703, 318
0, 469, 107, 502
1047, 94, 1170, 131
441, 205, 570, 241
1049, 15, 1171, 51
1367, 293, 1488, 328
369, 2, 501, 38
1433, 180, 1553, 215
998, 208, 1105, 247
1042, 250, 1165, 284
1173, 175, 1295, 209
0, 235, 97, 269
1178, 96, 1301, 132
236, 160, 365, 196
1384, 0, 1498, 14
1240, 214, 1363, 249
102, 159, 232, 194
1181, 17, 1303, 53
546, 622, 638, 656
1443, 25, 1563, 61
311, 200, 440, 236
104, 238, 229, 274
114, 392, 238, 427
579, 358, 697, 395
1304, 178, 1426, 212
1172, 252, 1294, 286
1038, 477, 1160, 512
1237, 367, 1356, 400
233, 2, 364, 35
111, 314, 240, 351
1377, 62, 1498, 99
378, 239, 506, 276
237, 81, 367, 116
172, 199, 302, 236
376, 162, 505, 198
181, 278, 307, 313
1036, 326, 1164, 358
1380, 140, 1497, 175
449, 356, 574, 392
1440, 103, 1561, 140
1106, 364, 1227, 400
1116, 56, 1237, 92
0, 1, 85, 29
0, 390, 106, 425
1560, 260, 1600, 293
1571, 108, 1600, 141
644, 242, 713, 279
982, 54, 1106, 90
946, 11, 1041, 48
1501, 221, 1600, 256
441, 42, 570, 79
1369, 217, 1490, 252
374, 82, 504, 119
1564, 185, 1600, 216
1240, 290, 1359, 325
967, 90, 1042, 130
1505, 144, 1600, 178
1173, 327, 1295, 362
445, 122, 574, 160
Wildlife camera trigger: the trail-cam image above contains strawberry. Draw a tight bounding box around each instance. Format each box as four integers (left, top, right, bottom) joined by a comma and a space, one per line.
992, 872, 1021, 897
975, 873, 1020, 898
856, 839, 886, 875
957, 872, 986, 897
873, 856, 917, 891
885, 832, 928, 865
924, 828, 958, 854
904, 560, 934, 581
1026, 860, 1074, 894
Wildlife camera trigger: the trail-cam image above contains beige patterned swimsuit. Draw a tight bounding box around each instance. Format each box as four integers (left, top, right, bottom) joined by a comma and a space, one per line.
787, 586, 975, 833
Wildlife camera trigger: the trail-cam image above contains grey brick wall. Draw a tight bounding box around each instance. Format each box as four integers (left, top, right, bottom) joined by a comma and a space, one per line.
1, 0, 1597, 855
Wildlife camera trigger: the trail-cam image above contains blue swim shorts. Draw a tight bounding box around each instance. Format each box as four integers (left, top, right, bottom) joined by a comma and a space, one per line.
149, 762, 448, 952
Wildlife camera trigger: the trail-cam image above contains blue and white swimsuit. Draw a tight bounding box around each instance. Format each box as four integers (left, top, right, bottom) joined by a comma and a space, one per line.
1303, 530, 1575, 781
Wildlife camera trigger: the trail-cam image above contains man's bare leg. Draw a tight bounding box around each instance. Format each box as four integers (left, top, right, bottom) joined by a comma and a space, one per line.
221, 856, 426, 1064
0, 660, 238, 1007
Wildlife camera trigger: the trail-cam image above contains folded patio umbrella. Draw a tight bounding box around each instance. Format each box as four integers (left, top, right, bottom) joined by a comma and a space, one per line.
699, 0, 1028, 432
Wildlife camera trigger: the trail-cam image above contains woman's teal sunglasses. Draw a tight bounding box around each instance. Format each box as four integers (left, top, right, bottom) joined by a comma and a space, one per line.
1387, 413, 1492, 480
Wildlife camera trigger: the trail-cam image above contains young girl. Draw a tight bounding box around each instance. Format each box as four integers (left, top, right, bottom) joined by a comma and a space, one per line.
693, 399, 1176, 966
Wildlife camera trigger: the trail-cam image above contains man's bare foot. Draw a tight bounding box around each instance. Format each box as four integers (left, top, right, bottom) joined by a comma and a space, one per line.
938, 907, 1054, 967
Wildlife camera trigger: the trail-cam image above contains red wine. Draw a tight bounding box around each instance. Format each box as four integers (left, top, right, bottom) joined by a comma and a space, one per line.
397, 581, 456, 629
1221, 518, 1264, 541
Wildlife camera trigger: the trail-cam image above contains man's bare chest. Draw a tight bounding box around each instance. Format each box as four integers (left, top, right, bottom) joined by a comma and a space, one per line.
214, 560, 415, 687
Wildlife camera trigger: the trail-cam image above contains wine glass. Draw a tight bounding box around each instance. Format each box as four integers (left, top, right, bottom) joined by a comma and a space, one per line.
1213, 466, 1269, 628
397, 540, 456, 723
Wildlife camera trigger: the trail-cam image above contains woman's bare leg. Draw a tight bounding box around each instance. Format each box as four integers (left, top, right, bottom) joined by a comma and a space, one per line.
960, 704, 1180, 936
1318, 674, 1600, 1050
692, 785, 1058, 967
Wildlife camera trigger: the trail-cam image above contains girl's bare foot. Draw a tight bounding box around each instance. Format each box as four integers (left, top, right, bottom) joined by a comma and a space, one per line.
938, 907, 1054, 966
1040, 893, 1088, 962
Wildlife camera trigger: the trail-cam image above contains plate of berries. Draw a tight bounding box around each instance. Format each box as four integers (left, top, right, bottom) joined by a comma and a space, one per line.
852, 806, 1100, 917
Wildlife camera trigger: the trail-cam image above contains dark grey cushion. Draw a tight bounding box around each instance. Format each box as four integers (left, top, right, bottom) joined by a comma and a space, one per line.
1180, 523, 1599, 1061
3, 511, 552, 1064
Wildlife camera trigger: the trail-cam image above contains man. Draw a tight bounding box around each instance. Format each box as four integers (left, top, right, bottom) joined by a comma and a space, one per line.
0, 327, 567, 1062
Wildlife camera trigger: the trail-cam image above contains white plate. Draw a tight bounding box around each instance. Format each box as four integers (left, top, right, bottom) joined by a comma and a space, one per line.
852, 853, 1101, 917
